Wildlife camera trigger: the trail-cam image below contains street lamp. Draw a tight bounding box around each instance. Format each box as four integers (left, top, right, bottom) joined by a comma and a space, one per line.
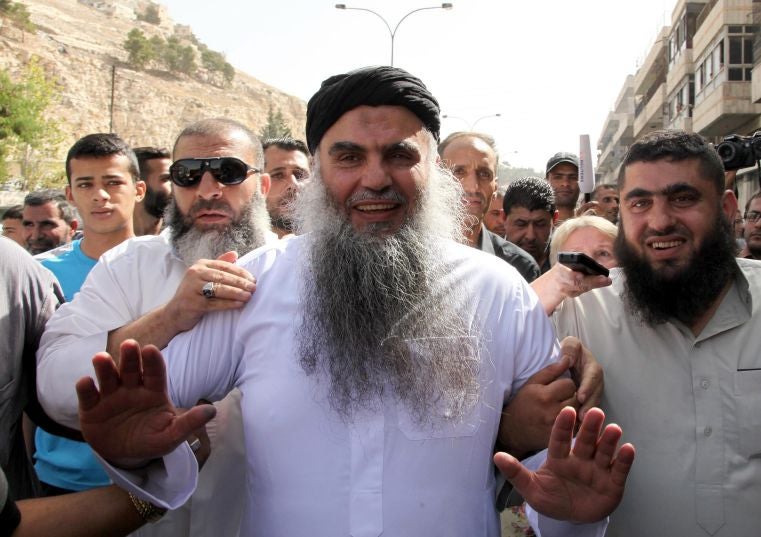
335, 3, 453, 66
442, 113, 501, 131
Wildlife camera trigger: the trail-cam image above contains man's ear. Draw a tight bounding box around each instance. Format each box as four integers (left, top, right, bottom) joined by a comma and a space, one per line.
65, 184, 73, 203
135, 180, 146, 203
552, 210, 560, 225
259, 173, 271, 197
721, 189, 739, 221
68, 218, 79, 237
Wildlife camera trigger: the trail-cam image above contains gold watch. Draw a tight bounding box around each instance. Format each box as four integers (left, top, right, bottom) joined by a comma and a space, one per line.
128, 492, 168, 523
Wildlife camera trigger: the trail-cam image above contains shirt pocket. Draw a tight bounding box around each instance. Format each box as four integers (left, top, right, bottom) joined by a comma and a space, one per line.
395, 336, 483, 441
734, 369, 761, 459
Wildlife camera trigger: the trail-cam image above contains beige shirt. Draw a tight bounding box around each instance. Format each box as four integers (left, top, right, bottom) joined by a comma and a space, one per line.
553, 259, 761, 537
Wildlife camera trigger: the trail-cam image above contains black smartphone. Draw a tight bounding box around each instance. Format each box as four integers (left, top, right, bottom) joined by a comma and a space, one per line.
557, 252, 610, 277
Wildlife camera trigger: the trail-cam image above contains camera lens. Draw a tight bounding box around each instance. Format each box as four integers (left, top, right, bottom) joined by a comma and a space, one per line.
716, 143, 737, 161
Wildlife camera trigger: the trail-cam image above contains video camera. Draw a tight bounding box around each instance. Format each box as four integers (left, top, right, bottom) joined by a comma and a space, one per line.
715, 131, 761, 171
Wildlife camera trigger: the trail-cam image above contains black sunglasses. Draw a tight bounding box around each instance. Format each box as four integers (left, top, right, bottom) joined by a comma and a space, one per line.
169, 157, 260, 187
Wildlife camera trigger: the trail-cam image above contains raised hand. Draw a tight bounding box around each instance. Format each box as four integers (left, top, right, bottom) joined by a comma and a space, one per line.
494, 406, 635, 524
76, 339, 216, 467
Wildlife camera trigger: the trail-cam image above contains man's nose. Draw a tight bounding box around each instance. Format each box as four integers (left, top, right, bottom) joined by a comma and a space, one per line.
459, 171, 478, 193
360, 159, 392, 191
648, 199, 677, 231
196, 171, 223, 199
285, 173, 300, 192
93, 187, 110, 201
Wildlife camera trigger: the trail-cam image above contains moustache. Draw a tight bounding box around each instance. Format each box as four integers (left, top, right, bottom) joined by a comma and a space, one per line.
189, 198, 234, 218
345, 188, 407, 207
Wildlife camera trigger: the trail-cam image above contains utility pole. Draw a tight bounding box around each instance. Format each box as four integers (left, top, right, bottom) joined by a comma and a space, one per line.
109, 65, 116, 133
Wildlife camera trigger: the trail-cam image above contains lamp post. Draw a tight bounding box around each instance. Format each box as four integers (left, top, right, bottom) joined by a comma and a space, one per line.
442, 113, 501, 131
335, 3, 453, 66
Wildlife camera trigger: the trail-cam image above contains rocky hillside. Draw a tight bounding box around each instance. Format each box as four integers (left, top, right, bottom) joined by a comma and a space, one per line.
0, 0, 305, 159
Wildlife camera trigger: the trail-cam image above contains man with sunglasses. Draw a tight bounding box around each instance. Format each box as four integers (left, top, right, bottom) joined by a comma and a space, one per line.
37, 118, 275, 536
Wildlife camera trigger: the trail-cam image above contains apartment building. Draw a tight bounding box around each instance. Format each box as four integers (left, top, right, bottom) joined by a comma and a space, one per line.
597, 0, 761, 201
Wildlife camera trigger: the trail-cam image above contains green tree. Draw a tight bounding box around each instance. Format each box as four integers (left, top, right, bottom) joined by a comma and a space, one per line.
1, 0, 36, 41
0, 58, 62, 186
221, 62, 235, 85
0, 1, 35, 31
137, 3, 161, 25
123, 28, 154, 69
200, 47, 235, 86
259, 106, 291, 139
177, 45, 196, 75
148, 35, 164, 62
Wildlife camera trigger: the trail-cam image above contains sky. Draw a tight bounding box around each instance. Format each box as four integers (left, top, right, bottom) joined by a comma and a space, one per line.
160, 0, 675, 172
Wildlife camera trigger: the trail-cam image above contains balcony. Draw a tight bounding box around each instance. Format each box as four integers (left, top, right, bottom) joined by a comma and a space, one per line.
634, 83, 667, 138
634, 27, 670, 96
668, 113, 694, 131
693, 78, 761, 135
666, 49, 694, 94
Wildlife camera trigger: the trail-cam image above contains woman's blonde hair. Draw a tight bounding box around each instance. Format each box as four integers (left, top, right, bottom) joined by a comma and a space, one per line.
549, 215, 618, 266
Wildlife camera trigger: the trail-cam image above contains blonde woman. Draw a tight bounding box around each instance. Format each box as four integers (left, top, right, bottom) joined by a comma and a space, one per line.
532, 216, 618, 315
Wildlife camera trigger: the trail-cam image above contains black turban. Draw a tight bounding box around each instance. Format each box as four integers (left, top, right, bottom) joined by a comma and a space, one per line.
306, 66, 440, 153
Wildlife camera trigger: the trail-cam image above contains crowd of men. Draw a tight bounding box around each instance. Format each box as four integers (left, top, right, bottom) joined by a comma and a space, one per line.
1, 64, 760, 537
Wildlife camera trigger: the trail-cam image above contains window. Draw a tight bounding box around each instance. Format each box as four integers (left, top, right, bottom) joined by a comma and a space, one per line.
696, 64, 704, 92
729, 36, 743, 64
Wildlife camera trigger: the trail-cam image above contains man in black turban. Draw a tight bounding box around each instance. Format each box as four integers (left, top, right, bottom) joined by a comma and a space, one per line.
75, 66, 634, 537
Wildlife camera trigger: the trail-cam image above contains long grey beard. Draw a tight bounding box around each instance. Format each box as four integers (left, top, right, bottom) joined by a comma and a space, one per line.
294, 158, 480, 424
166, 190, 270, 265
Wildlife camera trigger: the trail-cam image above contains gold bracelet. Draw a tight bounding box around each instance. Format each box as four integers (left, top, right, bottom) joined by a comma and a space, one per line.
128, 491, 167, 523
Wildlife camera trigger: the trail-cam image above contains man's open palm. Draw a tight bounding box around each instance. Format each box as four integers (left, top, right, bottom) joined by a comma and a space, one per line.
494, 406, 635, 523
76, 340, 216, 465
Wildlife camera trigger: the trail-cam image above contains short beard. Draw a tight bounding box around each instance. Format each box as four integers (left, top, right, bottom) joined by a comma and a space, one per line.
615, 212, 738, 327
293, 151, 480, 424
143, 186, 171, 219
270, 214, 293, 233
166, 190, 270, 265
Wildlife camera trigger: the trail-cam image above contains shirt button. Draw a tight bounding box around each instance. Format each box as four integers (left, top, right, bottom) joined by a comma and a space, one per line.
704, 426, 713, 437
700, 378, 710, 390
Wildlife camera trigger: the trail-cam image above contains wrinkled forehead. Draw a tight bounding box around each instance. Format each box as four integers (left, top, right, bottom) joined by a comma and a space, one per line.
318, 105, 432, 155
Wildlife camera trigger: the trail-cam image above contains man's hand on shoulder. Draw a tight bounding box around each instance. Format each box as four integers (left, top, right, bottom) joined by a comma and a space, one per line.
498, 355, 578, 458
498, 338, 603, 458
163, 251, 257, 333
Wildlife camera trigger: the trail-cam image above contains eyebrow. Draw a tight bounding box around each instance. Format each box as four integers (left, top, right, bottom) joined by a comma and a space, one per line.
327, 140, 421, 156
73, 174, 125, 182
624, 182, 700, 200
385, 140, 420, 154
328, 141, 364, 156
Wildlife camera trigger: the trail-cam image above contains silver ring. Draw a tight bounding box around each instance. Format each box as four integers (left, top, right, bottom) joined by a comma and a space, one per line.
201, 282, 216, 299
189, 438, 201, 452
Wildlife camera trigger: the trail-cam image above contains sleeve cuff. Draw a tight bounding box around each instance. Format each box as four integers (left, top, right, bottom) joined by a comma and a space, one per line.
95, 442, 198, 510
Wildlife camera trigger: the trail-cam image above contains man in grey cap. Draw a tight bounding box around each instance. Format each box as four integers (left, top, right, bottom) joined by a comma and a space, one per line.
545, 152, 580, 223
70, 66, 634, 537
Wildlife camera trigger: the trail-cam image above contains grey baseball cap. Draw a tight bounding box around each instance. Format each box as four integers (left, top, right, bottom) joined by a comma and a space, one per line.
545, 152, 579, 175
